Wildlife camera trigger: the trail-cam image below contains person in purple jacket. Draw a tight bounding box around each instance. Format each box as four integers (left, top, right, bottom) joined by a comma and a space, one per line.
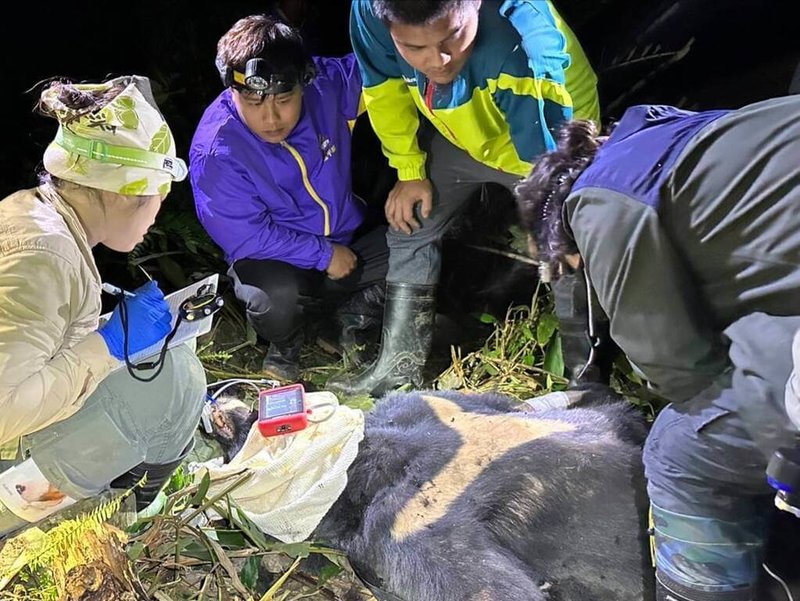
190, 15, 388, 381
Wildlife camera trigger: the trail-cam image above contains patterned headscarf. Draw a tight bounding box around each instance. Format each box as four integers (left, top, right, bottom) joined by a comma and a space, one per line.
41, 75, 187, 196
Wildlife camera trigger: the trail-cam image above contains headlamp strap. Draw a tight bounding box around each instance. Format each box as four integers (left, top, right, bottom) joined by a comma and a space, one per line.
54, 127, 188, 181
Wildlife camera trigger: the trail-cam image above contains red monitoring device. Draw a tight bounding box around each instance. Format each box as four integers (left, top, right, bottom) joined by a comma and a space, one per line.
258, 383, 309, 437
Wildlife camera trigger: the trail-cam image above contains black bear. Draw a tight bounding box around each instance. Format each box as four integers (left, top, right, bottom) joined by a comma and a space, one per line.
209, 386, 653, 600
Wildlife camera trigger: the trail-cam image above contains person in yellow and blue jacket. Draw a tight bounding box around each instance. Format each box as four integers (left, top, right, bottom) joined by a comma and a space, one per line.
331, 0, 600, 396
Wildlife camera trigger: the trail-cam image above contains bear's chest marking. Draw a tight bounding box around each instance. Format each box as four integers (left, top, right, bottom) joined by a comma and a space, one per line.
391, 395, 575, 540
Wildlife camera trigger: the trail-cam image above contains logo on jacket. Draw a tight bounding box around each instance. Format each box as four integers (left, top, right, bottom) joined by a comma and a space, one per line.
318, 135, 337, 161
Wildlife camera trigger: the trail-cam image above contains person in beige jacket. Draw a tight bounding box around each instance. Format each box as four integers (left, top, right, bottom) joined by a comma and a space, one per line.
0, 75, 206, 538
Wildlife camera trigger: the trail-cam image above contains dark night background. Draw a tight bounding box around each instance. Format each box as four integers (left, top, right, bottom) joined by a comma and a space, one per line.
2, 0, 799, 197
1, 0, 798, 312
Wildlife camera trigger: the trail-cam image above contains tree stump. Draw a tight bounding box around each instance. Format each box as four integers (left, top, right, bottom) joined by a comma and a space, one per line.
63, 562, 136, 601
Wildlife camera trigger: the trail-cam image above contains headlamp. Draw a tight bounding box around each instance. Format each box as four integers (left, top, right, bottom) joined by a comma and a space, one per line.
233, 57, 301, 96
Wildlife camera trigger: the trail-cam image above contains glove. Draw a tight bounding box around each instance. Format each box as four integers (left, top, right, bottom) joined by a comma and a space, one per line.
98, 281, 172, 360
521, 383, 622, 412
521, 391, 572, 412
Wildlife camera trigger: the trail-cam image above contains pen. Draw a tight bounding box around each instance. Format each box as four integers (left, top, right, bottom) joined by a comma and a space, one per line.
101, 282, 136, 298
138, 265, 153, 282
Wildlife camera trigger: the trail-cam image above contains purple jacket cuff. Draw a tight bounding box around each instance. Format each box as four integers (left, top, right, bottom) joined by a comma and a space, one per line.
315, 241, 334, 272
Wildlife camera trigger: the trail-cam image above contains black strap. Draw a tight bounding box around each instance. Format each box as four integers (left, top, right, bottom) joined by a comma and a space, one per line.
119, 296, 183, 383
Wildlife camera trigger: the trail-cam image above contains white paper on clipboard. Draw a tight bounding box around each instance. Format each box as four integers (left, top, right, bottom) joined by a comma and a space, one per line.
101, 273, 219, 370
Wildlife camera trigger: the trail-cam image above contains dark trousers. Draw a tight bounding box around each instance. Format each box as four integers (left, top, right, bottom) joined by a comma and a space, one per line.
644, 313, 800, 597
229, 225, 388, 343
391, 125, 598, 375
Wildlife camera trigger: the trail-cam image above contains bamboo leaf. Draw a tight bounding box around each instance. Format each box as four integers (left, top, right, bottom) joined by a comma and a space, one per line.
127, 541, 146, 561
272, 542, 311, 559
206, 535, 252, 598
543, 334, 565, 377
190, 471, 211, 506
239, 555, 260, 591
536, 313, 559, 345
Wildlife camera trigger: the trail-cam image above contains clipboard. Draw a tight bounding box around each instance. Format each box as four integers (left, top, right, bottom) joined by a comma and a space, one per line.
101, 273, 220, 370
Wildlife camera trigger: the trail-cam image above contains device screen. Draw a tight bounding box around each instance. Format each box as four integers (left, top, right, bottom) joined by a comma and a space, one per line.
260, 387, 304, 418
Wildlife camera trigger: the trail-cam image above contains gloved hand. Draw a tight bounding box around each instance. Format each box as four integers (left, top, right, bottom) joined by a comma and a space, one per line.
98, 281, 172, 360
520, 390, 572, 412
520, 383, 621, 412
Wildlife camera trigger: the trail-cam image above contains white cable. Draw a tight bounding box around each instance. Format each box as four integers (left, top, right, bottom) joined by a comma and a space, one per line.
763, 562, 794, 601
207, 377, 278, 403
305, 391, 340, 424
200, 379, 278, 434
210, 380, 264, 401
206, 377, 278, 389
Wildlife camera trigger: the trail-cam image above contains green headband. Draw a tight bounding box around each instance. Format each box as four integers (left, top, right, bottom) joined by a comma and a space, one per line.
54, 127, 187, 182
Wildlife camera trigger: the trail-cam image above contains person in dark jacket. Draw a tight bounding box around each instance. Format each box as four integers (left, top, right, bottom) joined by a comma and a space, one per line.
190, 15, 388, 380
514, 96, 800, 600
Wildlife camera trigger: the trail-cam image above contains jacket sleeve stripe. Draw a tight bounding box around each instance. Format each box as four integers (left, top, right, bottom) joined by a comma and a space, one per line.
363, 79, 427, 181
489, 73, 573, 109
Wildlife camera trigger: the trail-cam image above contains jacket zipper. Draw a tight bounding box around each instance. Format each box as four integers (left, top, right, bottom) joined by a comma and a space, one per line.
423, 78, 459, 143
280, 141, 331, 236
425, 79, 435, 110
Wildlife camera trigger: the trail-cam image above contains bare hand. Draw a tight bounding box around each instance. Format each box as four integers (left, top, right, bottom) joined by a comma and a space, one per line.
326, 244, 357, 280
385, 179, 433, 235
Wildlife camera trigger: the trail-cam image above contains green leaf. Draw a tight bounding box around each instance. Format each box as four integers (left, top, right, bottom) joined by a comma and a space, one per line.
150, 124, 172, 154
216, 529, 249, 549
246, 322, 258, 345
114, 100, 140, 130
239, 555, 260, 590
543, 334, 565, 377
536, 313, 559, 345
317, 562, 343, 584
126, 541, 146, 561
340, 393, 375, 412
233, 506, 274, 550
167, 464, 190, 493
521, 322, 534, 341
274, 541, 311, 558
118, 178, 149, 195
190, 471, 211, 506
180, 540, 214, 562
117, 96, 135, 109
478, 313, 498, 324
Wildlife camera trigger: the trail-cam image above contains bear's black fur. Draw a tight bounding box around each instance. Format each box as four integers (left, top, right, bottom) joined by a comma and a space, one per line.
209, 387, 653, 600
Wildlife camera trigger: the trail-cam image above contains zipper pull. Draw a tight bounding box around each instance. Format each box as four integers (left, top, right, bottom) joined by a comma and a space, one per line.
425, 78, 435, 110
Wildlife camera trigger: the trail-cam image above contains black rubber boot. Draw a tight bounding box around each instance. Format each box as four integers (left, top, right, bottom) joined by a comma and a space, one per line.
335, 283, 386, 366
110, 441, 194, 512
328, 283, 436, 397
261, 333, 303, 382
